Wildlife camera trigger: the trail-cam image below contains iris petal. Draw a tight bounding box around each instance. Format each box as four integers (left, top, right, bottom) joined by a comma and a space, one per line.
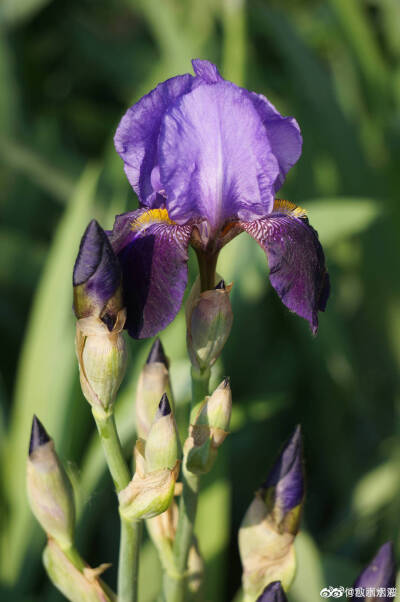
241, 200, 329, 333
247, 93, 303, 192
114, 74, 194, 204
160, 82, 279, 231
109, 210, 192, 339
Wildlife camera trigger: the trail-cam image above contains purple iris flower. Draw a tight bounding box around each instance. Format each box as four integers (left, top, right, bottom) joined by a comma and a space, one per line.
354, 542, 396, 601
256, 582, 288, 602
111, 59, 329, 339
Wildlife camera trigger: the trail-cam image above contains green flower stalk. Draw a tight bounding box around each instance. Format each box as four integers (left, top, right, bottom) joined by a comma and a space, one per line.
146, 501, 204, 597
239, 426, 304, 602
186, 277, 233, 371
27, 416, 75, 550
185, 378, 232, 475
136, 338, 173, 439
119, 395, 181, 521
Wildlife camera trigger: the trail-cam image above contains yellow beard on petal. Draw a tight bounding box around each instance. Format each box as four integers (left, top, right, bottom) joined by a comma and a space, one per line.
131, 208, 176, 233
273, 199, 307, 219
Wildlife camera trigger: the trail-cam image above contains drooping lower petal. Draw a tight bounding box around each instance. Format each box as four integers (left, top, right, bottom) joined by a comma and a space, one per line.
241, 200, 329, 334
160, 82, 279, 231
108, 210, 193, 339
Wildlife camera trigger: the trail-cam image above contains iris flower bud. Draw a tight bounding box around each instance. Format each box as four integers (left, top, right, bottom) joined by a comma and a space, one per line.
186, 276, 233, 371
239, 426, 304, 602
43, 539, 115, 602
353, 542, 396, 598
257, 582, 288, 602
119, 395, 181, 521
136, 338, 173, 439
73, 220, 127, 415
185, 378, 232, 475
73, 219, 122, 323
27, 416, 75, 550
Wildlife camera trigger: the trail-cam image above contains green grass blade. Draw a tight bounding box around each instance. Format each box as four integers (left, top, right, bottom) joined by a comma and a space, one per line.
0, 165, 100, 584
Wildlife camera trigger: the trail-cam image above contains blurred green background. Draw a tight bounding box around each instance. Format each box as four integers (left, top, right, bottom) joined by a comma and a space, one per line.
1, 0, 400, 600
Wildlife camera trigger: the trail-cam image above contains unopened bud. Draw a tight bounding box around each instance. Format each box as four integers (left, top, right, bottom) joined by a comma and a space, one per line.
185, 378, 232, 475
43, 539, 115, 602
76, 312, 127, 415
353, 542, 396, 593
74, 221, 127, 414
136, 338, 173, 439
119, 396, 181, 521
27, 416, 75, 549
186, 277, 233, 371
73, 219, 123, 325
239, 426, 304, 601
257, 582, 288, 602
145, 394, 181, 472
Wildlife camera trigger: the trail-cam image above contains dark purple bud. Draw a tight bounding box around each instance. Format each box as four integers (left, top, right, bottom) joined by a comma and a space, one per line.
29, 415, 50, 455
256, 582, 288, 602
262, 425, 304, 531
354, 542, 396, 598
223, 376, 230, 388
214, 280, 226, 290
73, 219, 122, 322
158, 393, 171, 417
146, 338, 168, 367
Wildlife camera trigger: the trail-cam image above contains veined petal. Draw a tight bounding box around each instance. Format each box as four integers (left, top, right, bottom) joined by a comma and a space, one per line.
191, 59, 222, 84
114, 74, 194, 204
108, 209, 192, 339
241, 200, 329, 333
159, 82, 279, 231
248, 93, 302, 192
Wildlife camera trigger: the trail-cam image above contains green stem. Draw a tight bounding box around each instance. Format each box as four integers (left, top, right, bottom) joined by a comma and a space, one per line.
165, 367, 210, 602
93, 410, 141, 602
118, 518, 142, 602
93, 411, 131, 492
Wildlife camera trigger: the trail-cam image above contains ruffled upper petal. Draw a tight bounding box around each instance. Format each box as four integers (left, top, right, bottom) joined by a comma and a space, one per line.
108, 209, 193, 339
159, 82, 279, 231
114, 74, 194, 204
191, 59, 223, 84
247, 92, 302, 192
241, 200, 329, 333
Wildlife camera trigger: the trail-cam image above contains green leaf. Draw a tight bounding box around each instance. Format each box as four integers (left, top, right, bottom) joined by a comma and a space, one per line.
351, 460, 399, 519
0, 0, 53, 27
0, 165, 99, 584
305, 198, 381, 246
0, 136, 75, 204
290, 531, 325, 602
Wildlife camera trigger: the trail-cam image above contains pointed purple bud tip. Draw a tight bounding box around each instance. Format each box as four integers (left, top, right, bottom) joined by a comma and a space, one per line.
223, 376, 230, 388
262, 425, 304, 515
214, 280, 226, 290
158, 393, 171, 417
256, 582, 288, 602
146, 338, 168, 367
73, 219, 121, 320
29, 415, 50, 455
354, 542, 396, 592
